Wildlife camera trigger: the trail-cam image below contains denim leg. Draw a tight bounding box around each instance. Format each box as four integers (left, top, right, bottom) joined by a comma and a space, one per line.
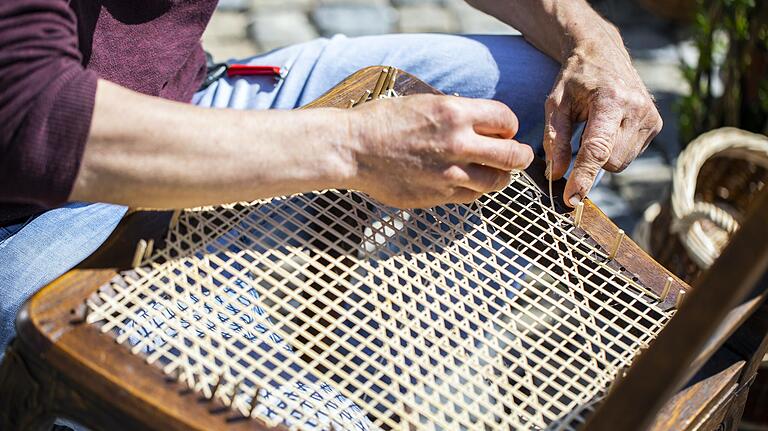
295, 34, 562, 152
195, 34, 565, 156
0, 203, 127, 355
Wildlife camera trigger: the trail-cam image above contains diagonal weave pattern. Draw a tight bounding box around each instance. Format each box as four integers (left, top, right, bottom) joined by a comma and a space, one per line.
87, 173, 673, 431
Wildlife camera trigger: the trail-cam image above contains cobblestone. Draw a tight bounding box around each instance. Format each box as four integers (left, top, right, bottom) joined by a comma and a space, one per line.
248, 10, 319, 53
397, 4, 457, 33
312, 4, 397, 37
203, 0, 519, 59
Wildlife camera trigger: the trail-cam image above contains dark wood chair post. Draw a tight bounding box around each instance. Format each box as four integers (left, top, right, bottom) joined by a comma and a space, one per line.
0, 340, 58, 431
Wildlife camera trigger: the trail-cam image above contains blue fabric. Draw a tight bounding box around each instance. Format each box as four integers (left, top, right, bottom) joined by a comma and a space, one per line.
194, 34, 561, 153
0, 33, 566, 428
0, 203, 127, 353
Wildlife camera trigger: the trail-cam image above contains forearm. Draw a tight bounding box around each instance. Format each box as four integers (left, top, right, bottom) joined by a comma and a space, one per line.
466, 0, 626, 63
70, 80, 356, 209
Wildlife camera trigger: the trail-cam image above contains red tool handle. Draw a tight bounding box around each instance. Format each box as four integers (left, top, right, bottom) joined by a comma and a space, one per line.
226, 64, 283, 77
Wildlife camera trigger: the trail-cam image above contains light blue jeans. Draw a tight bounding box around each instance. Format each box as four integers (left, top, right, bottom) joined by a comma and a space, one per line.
0, 33, 562, 403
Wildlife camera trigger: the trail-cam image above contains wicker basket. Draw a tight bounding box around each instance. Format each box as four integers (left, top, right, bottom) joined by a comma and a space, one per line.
640, 127, 768, 427
645, 128, 768, 283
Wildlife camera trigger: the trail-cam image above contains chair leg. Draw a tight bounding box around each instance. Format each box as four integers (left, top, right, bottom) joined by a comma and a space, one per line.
0, 340, 57, 431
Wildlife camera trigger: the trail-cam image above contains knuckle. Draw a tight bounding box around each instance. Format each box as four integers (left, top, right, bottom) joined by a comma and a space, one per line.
583, 137, 612, 164
654, 113, 664, 133
437, 186, 455, 200
432, 98, 463, 127
500, 146, 529, 170
599, 86, 620, 102
445, 133, 468, 155
443, 165, 467, 184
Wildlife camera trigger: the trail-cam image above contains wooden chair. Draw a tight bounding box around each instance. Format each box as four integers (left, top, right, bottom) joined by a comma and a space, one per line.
1, 67, 766, 431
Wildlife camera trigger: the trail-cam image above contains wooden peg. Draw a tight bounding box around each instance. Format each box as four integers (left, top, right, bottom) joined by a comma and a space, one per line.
660, 276, 673, 302
248, 386, 261, 415
675, 289, 686, 309
347, 99, 356, 109
574, 201, 585, 227
169, 209, 181, 229
356, 89, 371, 106
69, 303, 91, 324
371, 67, 389, 99
210, 373, 225, 400
132, 239, 148, 268
171, 366, 183, 382
143, 238, 155, 260
229, 379, 241, 407
609, 229, 625, 260
385, 70, 398, 93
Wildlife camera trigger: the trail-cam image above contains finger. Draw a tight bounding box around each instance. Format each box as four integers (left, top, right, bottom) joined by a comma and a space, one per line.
443, 164, 512, 193
606, 108, 663, 171
446, 187, 484, 204
639, 110, 663, 154
460, 135, 534, 171
458, 98, 519, 139
543, 87, 574, 180
564, 103, 623, 206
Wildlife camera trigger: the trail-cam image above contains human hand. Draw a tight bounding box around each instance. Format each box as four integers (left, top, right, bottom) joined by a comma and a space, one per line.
347, 94, 533, 208
544, 40, 663, 207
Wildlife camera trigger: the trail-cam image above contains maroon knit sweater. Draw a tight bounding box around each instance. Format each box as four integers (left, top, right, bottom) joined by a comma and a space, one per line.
0, 0, 218, 224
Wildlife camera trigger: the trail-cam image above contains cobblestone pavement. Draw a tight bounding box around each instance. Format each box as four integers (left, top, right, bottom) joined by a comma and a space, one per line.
202, 0, 694, 236
203, 0, 517, 60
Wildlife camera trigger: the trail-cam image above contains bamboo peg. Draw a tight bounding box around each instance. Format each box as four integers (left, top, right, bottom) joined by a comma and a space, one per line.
248, 386, 261, 415
132, 239, 148, 268
171, 366, 183, 382
574, 201, 585, 227
210, 373, 225, 400
356, 89, 371, 106
660, 276, 673, 302
371, 67, 389, 99
385, 70, 398, 93
169, 209, 181, 229
675, 289, 686, 309
230, 379, 241, 407
609, 229, 625, 260
143, 238, 154, 260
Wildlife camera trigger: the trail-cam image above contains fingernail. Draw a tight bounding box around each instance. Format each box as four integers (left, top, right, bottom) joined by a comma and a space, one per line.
568, 195, 582, 207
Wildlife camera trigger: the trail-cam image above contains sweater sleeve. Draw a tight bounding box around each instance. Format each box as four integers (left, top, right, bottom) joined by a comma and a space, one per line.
0, 0, 97, 207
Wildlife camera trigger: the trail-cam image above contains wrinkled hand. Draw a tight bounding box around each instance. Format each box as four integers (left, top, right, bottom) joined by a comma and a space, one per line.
544, 42, 663, 207
348, 94, 533, 208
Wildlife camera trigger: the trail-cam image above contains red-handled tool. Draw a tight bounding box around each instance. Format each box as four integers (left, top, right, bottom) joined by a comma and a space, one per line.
226, 64, 285, 78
